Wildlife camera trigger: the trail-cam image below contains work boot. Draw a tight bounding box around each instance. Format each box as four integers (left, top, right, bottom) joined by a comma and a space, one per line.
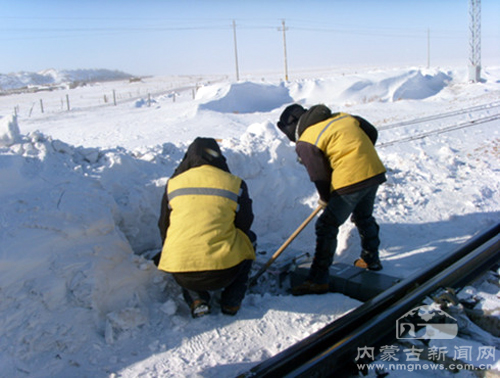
190, 299, 211, 318
221, 305, 240, 316
291, 280, 329, 296
354, 258, 383, 271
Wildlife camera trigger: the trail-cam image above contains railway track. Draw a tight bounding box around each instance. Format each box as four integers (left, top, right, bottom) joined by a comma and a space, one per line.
238, 223, 500, 377
378, 101, 500, 147
236, 103, 500, 377
378, 101, 500, 131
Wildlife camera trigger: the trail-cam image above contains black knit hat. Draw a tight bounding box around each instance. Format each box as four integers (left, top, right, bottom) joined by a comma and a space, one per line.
295, 104, 332, 139
277, 104, 306, 142
171, 137, 230, 178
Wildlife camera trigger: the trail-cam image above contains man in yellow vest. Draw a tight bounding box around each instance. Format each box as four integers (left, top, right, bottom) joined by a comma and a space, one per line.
277, 104, 386, 296
156, 138, 256, 317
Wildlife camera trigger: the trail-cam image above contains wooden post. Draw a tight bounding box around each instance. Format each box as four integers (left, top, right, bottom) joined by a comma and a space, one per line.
148, 93, 151, 107
280, 20, 289, 82
40, 99, 44, 113
66, 94, 70, 111
113, 90, 117, 106
233, 20, 240, 81
29, 103, 35, 117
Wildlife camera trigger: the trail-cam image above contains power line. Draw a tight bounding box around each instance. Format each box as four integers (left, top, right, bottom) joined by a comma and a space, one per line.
0, 19, 467, 37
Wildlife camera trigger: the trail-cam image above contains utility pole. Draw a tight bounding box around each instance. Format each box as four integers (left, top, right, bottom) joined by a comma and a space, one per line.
468, 0, 481, 82
232, 20, 240, 81
279, 19, 289, 81
427, 28, 430, 68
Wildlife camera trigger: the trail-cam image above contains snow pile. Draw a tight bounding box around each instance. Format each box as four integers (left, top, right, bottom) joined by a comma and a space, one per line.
0, 66, 498, 377
288, 68, 451, 105
196, 69, 451, 114
198, 81, 293, 113
0, 115, 21, 146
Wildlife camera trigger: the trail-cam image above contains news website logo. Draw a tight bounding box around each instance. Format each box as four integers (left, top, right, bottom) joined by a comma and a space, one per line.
396, 305, 458, 340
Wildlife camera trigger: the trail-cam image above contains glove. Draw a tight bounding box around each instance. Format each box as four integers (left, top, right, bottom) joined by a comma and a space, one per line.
318, 198, 328, 208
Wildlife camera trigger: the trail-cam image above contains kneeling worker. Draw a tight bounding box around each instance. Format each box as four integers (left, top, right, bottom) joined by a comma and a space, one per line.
156, 137, 256, 318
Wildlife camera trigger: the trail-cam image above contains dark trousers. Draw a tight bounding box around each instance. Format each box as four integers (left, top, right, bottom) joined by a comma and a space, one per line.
308, 185, 381, 284
174, 259, 253, 308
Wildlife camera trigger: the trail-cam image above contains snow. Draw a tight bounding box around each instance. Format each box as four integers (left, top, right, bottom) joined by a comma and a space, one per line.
0, 65, 499, 377
0, 69, 133, 91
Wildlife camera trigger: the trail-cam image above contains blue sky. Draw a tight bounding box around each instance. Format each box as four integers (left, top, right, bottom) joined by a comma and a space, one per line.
1, 0, 499, 77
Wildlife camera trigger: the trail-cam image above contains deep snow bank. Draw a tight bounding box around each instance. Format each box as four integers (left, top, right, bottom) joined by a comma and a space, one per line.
0, 114, 321, 374
0, 117, 165, 373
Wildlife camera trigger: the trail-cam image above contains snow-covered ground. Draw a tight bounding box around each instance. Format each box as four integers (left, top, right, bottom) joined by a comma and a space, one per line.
0, 66, 499, 377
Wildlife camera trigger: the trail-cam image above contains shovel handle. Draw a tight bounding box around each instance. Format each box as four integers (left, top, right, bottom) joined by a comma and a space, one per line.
248, 204, 323, 286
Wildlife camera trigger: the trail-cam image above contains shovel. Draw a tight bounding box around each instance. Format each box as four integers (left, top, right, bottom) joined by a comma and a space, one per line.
248, 204, 323, 287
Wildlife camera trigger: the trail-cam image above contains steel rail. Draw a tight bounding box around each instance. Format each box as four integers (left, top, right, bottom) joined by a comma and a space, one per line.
378, 101, 500, 131
290, 231, 500, 377
238, 222, 500, 377
379, 113, 500, 148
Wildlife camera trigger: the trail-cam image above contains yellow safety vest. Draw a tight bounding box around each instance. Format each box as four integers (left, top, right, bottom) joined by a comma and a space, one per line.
158, 165, 255, 273
298, 113, 386, 191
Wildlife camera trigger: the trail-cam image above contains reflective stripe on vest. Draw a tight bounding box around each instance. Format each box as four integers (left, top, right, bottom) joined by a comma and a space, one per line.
159, 165, 254, 272
168, 187, 239, 203
167, 187, 241, 211
313, 115, 349, 146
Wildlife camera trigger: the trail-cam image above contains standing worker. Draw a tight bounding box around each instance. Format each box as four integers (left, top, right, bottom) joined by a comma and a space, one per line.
277, 104, 386, 296
156, 137, 256, 317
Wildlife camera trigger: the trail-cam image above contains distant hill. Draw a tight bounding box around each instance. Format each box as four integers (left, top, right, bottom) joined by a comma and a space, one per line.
0, 69, 135, 92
